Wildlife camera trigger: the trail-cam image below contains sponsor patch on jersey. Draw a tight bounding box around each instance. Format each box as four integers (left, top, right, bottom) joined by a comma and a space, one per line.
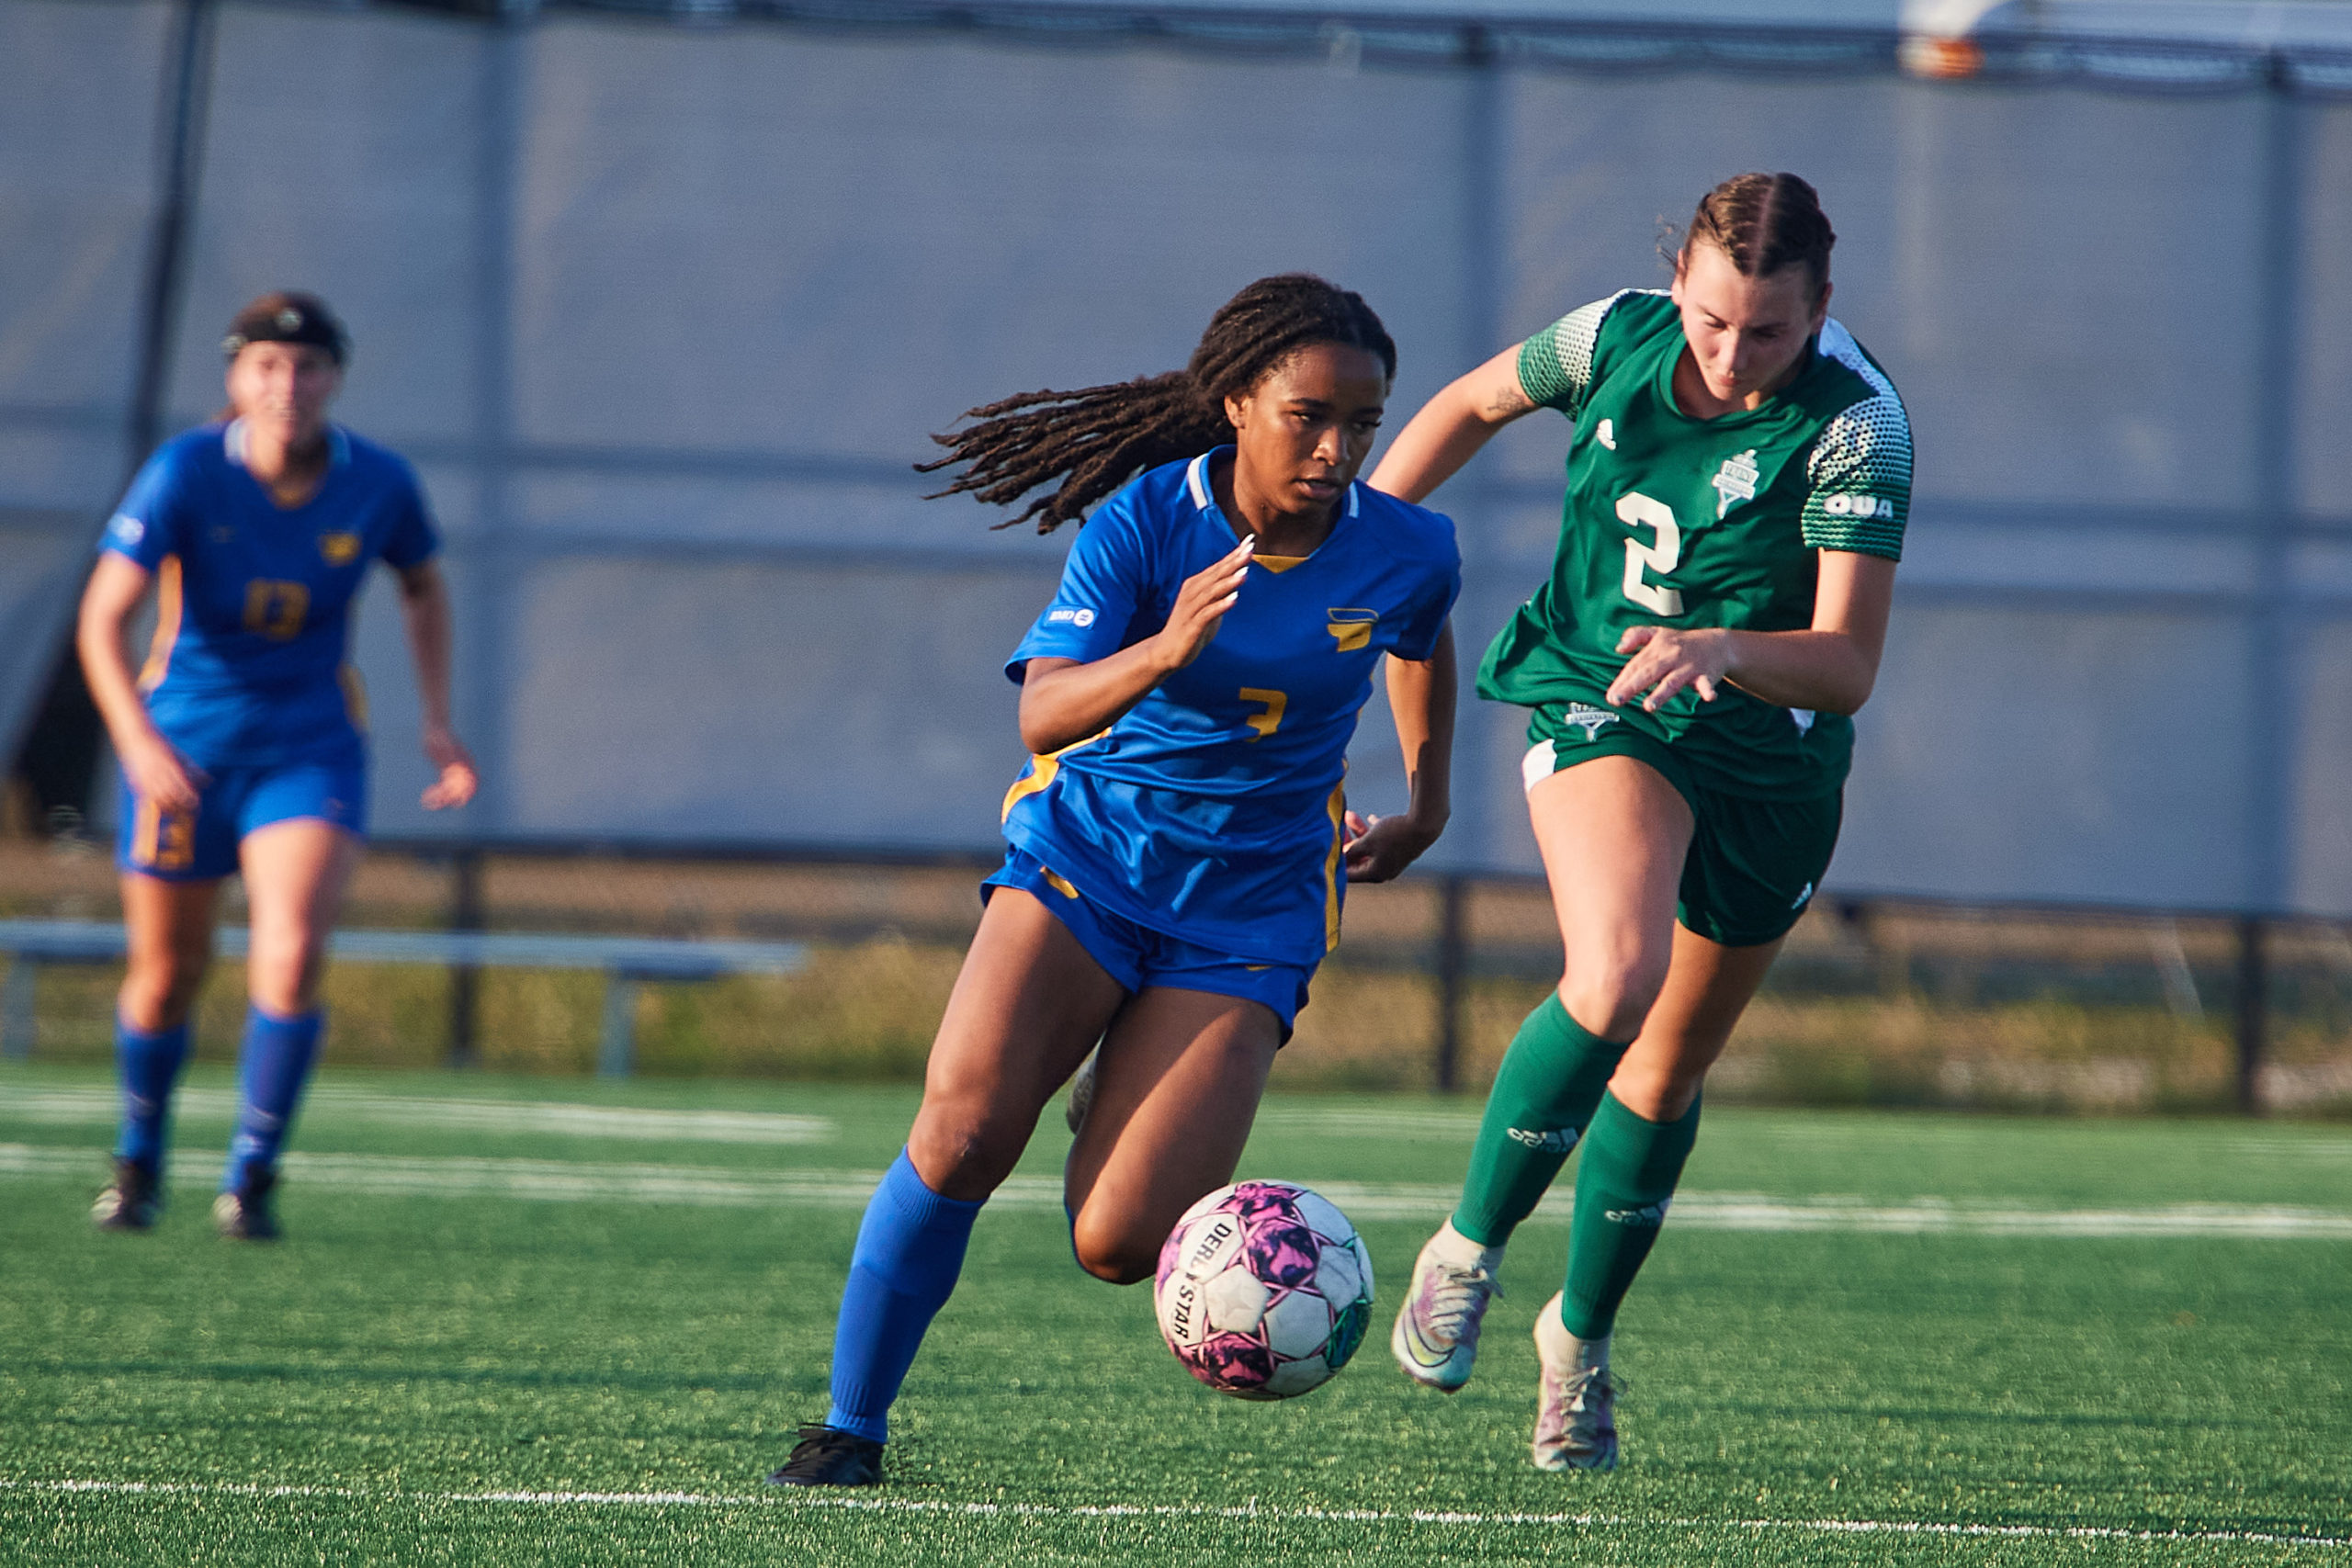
1046, 607, 1097, 628
318, 531, 362, 566
1563, 702, 1619, 741
1821, 492, 1895, 520
1327, 607, 1378, 652
1594, 418, 1616, 450
107, 513, 144, 547
1713, 449, 1760, 518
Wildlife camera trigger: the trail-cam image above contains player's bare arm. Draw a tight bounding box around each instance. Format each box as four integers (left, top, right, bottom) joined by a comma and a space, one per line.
1366, 345, 1535, 504
395, 559, 478, 810
75, 551, 201, 812
1605, 550, 1897, 715
1344, 622, 1456, 883
1016, 535, 1254, 753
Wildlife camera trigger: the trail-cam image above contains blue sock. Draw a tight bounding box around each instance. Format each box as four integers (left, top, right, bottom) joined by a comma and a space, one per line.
824, 1149, 984, 1444
114, 1019, 191, 1173
221, 1005, 322, 1192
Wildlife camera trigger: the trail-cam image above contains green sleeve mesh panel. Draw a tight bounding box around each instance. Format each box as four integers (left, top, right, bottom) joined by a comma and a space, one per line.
1514, 290, 1642, 414
1801, 321, 1913, 560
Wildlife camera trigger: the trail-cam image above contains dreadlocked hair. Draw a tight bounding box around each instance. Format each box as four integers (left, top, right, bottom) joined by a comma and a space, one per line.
918, 274, 1397, 533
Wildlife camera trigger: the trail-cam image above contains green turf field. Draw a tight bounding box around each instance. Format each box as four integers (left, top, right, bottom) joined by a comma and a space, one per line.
2, 1061, 2346, 1565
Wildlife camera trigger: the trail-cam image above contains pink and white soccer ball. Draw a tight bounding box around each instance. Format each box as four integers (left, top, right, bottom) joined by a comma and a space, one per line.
1154, 1179, 1375, 1400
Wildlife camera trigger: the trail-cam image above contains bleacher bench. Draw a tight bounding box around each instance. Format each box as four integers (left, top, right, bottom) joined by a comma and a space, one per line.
0, 919, 807, 1077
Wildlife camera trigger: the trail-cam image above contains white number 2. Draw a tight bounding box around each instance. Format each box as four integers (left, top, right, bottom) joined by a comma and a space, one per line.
1616, 491, 1684, 616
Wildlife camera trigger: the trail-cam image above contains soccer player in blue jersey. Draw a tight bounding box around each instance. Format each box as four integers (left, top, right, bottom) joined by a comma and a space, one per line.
76, 291, 477, 1240
771, 276, 1462, 1487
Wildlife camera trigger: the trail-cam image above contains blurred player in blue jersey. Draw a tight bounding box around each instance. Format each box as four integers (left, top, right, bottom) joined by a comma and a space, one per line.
76, 291, 477, 1240
771, 276, 1462, 1487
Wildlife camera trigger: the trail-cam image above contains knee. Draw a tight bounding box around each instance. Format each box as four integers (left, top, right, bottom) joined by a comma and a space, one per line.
906, 1104, 1025, 1203
1069, 1211, 1156, 1286
1556, 960, 1667, 1044
120, 956, 206, 1031
244, 934, 327, 1014
1607, 1059, 1703, 1123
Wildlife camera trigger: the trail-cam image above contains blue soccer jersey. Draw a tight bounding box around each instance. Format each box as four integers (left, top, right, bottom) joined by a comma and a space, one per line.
99, 420, 438, 768
1002, 450, 1460, 966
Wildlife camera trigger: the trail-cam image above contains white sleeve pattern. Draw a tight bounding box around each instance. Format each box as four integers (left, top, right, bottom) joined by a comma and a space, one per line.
1801, 321, 1913, 560
1515, 289, 1652, 415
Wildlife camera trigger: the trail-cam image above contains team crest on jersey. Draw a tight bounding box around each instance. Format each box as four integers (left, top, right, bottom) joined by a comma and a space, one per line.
318, 531, 362, 566
1327, 608, 1378, 652
1713, 448, 1760, 518
1563, 703, 1618, 740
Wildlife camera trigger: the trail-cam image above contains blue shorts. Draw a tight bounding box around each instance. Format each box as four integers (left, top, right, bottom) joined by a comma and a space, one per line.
117, 754, 368, 881
983, 846, 1316, 1040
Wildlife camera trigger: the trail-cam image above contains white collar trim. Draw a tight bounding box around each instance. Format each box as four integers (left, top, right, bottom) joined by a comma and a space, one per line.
225, 418, 350, 470
1186, 451, 1214, 512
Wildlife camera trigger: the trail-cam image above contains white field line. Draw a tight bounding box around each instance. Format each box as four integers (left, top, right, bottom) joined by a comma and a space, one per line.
0, 1089, 831, 1145
4, 1144, 2351, 1237
3, 1479, 2345, 1549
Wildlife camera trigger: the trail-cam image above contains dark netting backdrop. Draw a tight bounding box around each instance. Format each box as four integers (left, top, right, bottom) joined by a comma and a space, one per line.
4, 1, 2349, 914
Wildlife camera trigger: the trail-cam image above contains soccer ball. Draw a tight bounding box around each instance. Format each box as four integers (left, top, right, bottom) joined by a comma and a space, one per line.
1153, 1179, 1374, 1401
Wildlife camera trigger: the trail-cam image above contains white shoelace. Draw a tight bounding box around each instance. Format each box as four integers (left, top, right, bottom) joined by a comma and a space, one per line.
1418, 1262, 1500, 1346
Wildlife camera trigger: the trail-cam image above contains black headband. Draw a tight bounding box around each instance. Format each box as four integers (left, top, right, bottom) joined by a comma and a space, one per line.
222, 298, 347, 366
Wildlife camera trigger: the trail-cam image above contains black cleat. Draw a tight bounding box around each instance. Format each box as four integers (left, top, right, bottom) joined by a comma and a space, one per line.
765, 1424, 883, 1488
92, 1159, 163, 1231
212, 1168, 281, 1241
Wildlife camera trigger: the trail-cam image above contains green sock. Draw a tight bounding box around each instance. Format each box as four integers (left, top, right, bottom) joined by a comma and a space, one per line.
1560, 1090, 1702, 1340
1450, 995, 1629, 1248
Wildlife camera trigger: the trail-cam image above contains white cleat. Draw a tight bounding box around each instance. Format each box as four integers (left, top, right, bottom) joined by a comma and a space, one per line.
1390, 1228, 1502, 1392
1531, 1292, 1620, 1472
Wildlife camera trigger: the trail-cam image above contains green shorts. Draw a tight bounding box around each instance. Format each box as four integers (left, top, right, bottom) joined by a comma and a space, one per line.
1522, 703, 1841, 949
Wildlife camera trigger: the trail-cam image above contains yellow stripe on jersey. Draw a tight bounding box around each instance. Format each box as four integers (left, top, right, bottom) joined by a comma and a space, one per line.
1000, 732, 1107, 822
1322, 784, 1347, 952
338, 663, 370, 731
1042, 868, 1080, 900
138, 556, 184, 691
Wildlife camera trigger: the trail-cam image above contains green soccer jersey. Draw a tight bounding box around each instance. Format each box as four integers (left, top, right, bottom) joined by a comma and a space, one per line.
1477, 289, 1913, 798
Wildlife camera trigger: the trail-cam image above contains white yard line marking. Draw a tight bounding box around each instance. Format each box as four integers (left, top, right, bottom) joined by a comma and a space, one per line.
0, 1089, 831, 1145
3, 1144, 2350, 1236
3, 1479, 2344, 1549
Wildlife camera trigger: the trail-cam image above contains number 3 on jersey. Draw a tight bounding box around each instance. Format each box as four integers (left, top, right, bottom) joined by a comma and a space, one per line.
1616, 492, 1684, 616
1238, 688, 1287, 741
243, 579, 310, 639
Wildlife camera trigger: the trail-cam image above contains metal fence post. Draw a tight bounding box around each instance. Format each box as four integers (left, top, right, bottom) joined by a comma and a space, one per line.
1434, 875, 1468, 1093
447, 850, 484, 1067
2234, 915, 2267, 1115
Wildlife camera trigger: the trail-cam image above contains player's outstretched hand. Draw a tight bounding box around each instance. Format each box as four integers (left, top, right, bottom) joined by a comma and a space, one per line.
1342, 809, 1442, 884
1149, 535, 1254, 671
420, 723, 479, 810
120, 729, 205, 815
1607, 625, 1735, 713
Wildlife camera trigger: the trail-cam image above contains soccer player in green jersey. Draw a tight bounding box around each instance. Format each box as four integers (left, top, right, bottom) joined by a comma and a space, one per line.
1371, 173, 1911, 1470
